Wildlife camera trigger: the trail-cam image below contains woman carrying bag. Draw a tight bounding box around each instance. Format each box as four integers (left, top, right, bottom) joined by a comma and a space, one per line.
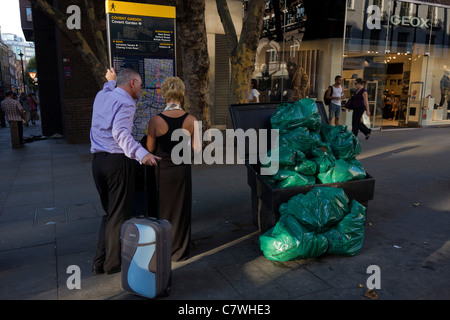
346, 78, 372, 140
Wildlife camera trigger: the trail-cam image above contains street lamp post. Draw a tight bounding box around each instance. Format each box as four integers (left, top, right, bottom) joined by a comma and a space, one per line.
18, 51, 26, 94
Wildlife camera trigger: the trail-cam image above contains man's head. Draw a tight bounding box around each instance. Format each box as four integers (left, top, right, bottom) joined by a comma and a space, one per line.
335, 75, 342, 85
117, 68, 142, 99
5, 91, 13, 98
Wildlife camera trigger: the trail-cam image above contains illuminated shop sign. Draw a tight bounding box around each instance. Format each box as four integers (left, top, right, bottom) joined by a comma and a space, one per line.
367, 5, 432, 29
390, 15, 431, 28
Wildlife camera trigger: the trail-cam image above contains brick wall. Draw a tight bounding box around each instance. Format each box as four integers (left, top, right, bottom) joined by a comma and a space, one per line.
63, 97, 95, 144
58, 0, 102, 144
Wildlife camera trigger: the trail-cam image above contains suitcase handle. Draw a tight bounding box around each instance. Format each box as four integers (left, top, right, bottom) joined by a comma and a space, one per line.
143, 159, 160, 219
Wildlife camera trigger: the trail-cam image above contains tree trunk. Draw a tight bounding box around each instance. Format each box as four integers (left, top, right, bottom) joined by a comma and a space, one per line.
216, 0, 266, 105
174, 0, 211, 132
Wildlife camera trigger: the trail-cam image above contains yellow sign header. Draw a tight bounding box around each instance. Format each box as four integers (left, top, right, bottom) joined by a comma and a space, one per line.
105, 1, 176, 18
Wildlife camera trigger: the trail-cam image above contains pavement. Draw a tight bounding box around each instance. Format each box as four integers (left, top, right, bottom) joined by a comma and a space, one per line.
1, 115, 450, 303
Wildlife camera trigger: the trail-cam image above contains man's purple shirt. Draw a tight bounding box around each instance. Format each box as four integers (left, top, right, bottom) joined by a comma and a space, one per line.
90, 80, 148, 162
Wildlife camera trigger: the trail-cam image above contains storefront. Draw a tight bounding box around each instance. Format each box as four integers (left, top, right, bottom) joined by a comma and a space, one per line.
253, 0, 450, 130
344, 0, 450, 129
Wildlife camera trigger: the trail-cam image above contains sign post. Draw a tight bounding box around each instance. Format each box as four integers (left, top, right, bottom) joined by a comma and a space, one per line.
105, 0, 176, 139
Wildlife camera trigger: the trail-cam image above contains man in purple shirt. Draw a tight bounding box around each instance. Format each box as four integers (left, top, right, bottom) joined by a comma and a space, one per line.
90, 68, 160, 275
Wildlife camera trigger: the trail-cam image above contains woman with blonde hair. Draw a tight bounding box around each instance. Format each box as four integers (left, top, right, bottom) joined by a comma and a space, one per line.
146, 76, 200, 261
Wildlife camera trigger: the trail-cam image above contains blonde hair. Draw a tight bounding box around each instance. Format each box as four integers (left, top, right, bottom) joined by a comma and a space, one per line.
161, 77, 185, 102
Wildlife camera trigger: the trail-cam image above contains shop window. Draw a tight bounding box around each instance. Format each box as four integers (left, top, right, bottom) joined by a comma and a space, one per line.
347, 0, 355, 10
346, 25, 352, 39
290, 43, 299, 59
370, 29, 381, 50
263, 18, 270, 30
255, 0, 344, 103
26, 7, 32, 22
397, 32, 410, 47
268, 49, 277, 63
372, 0, 384, 13
427, 6, 438, 22
296, 6, 305, 20
286, 11, 295, 25
399, 2, 414, 17
425, 35, 436, 45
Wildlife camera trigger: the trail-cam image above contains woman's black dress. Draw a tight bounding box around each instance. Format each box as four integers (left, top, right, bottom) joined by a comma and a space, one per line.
153, 112, 192, 262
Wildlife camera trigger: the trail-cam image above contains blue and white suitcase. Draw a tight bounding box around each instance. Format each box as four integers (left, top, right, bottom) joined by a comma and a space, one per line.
120, 216, 172, 298
121, 162, 172, 299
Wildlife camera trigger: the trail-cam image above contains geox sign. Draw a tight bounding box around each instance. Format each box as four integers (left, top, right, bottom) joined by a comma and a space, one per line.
390, 15, 431, 28
366, 5, 431, 30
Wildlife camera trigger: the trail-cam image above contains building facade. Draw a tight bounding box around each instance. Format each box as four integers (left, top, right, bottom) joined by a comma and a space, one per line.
254, 0, 450, 130
0, 30, 20, 96
344, 0, 450, 128
20, 0, 450, 143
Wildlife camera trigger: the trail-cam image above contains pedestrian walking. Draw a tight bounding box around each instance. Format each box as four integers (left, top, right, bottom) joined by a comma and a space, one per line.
28, 93, 38, 124
1, 91, 26, 148
19, 92, 31, 126
326, 75, 343, 125
347, 78, 372, 140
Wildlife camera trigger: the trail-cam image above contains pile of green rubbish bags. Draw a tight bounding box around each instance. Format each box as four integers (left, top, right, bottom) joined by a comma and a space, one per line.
261, 98, 366, 188
259, 99, 367, 261
260, 186, 366, 261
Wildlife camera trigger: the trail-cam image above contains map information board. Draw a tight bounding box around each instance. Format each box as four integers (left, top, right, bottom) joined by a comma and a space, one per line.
105, 1, 176, 140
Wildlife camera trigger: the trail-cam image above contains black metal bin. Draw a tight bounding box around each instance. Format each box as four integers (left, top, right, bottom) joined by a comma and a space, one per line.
230, 102, 376, 232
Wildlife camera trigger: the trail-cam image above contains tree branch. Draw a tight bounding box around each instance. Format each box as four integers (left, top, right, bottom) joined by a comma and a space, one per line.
29, 0, 106, 88
83, 0, 108, 69
215, 0, 238, 55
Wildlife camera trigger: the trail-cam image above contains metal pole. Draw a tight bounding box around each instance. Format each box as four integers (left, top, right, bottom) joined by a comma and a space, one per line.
19, 51, 26, 94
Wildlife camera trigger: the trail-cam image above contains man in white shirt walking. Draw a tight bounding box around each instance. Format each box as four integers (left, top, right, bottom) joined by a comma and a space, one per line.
326, 75, 343, 125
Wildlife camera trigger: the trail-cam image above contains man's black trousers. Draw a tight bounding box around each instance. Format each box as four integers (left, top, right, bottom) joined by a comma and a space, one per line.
92, 152, 136, 273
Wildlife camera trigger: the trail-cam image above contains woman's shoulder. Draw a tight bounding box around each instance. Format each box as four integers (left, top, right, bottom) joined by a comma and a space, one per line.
149, 114, 165, 126
185, 113, 197, 124
356, 88, 367, 95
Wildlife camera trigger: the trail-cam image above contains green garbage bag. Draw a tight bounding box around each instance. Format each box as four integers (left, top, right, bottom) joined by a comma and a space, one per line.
260, 214, 329, 262
322, 124, 361, 160
277, 173, 315, 189
311, 151, 336, 174
294, 159, 318, 176
319, 123, 335, 143
270, 98, 322, 132
317, 159, 366, 184
346, 158, 366, 180
270, 170, 315, 189
261, 146, 306, 169
271, 169, 300, 181
263, 169, 314, 189
280, 127, 326, 157
322, 200, 366, 256
280, 187, 349, 232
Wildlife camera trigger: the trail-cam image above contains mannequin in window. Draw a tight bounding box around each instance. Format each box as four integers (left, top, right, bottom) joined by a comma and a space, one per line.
439, 69, 450, 112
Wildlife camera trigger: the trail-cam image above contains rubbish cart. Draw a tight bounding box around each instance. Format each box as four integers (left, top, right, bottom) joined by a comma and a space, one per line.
229, 101, 375, 232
